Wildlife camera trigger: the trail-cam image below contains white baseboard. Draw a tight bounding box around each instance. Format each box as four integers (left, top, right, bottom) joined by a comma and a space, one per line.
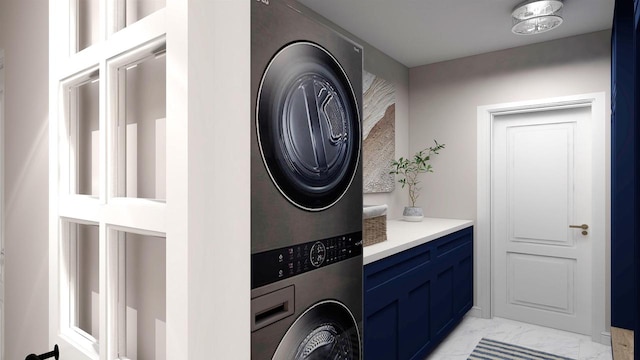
468, 306, 484, 318
599, 331, 611, 346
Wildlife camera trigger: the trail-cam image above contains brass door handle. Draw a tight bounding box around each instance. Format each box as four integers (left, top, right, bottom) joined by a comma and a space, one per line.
569, 224, 588, 230
569, 224, 589, 235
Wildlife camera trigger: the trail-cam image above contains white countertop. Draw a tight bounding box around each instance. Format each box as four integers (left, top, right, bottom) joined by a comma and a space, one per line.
363, 218, 474, 265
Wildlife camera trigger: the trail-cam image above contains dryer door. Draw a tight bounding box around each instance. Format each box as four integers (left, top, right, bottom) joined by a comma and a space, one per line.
273, 300, 361, 360
257, 41, 361, 211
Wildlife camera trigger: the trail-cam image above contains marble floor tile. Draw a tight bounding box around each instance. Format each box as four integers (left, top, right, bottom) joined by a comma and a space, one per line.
424, 316, 613, 360
579, 339, 616, 360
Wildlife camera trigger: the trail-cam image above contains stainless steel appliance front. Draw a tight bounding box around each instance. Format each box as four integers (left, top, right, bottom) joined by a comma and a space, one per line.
251, 0, 363, 359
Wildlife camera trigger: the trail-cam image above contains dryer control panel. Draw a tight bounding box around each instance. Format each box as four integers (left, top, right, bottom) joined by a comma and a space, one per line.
252, 231, 362, 289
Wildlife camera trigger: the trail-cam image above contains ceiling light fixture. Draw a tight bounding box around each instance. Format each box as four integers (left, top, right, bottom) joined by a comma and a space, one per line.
511, 0, 564, 35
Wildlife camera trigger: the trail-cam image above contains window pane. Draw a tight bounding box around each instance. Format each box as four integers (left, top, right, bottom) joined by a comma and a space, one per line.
119, 232, 166, 360
71, 223, 100, 340
77, 0, 100, 52
119, 0, 165, 30
118, 53, 166, 200
69, 75, 100, 196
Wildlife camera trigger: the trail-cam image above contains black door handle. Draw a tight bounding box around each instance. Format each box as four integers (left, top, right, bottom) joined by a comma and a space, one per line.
25, 344, 59, 360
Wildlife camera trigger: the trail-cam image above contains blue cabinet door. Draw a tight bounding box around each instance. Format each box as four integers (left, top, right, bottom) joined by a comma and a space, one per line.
400, 263, 434, 360
365, 280, 402, 359
364, 242, 433, 360
431, 228, 473, 340
364, 226, 473, 360
365, 263, 435, 360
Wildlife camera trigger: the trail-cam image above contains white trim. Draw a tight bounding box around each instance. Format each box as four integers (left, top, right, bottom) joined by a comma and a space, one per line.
468, 306, 483, 318
476, 92, 608, 344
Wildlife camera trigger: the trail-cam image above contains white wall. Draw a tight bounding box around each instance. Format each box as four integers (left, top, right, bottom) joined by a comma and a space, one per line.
409, 30, 611, 327
301, 5, 411, 220
0, 0, 50, 358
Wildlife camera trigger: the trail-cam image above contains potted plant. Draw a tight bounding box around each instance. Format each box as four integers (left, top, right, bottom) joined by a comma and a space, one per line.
390, 140, 445, 221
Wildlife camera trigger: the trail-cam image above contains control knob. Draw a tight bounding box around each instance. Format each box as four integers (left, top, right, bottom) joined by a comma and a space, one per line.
309, 241, 326, 267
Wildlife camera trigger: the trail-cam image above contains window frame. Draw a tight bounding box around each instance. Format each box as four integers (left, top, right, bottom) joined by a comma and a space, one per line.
50, 3, 168, 360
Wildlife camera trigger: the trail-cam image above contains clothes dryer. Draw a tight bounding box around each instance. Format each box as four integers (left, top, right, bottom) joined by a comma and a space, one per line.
251, 1, 363, 359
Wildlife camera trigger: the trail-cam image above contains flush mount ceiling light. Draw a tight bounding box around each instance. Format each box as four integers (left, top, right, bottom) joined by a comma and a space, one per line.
511, 0, 564, 35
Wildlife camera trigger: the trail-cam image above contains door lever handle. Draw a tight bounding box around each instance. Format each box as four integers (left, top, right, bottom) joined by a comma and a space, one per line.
25, 344, 59, 360
569, 224, 589, 230
569, 224, 589, 235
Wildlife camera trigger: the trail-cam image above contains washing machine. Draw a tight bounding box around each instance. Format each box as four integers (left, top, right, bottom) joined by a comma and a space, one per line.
251, 0, 363, 359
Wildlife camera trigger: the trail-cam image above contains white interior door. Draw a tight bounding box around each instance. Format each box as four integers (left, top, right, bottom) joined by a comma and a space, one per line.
492, 106, 592, 335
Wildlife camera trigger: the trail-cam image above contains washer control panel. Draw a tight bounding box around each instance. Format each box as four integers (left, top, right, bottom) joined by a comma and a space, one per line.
309, 242, 326, 267
252, 231, 362, 289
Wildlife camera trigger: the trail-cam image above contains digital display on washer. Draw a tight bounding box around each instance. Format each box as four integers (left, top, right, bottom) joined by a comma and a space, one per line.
252, 231, 362, 289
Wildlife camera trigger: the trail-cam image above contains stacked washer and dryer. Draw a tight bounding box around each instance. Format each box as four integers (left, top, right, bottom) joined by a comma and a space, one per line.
250, 0, 364, 359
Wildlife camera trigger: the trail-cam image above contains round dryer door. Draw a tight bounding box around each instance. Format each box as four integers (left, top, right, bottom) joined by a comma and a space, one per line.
273, 300, 361, 360
257, 41, 361, 211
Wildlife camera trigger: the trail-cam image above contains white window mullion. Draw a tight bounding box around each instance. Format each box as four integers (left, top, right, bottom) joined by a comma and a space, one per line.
103, 200, 166, 235
111, 0, 127, 38
115, 66, 126, 199
58, 0, 73, 58
70, 0, 79, 55
68, 83, 79, 195
68, 222, 78, 330
59, 81, 71, 197
59, 198, 101, 226
104, 10, 167, 61
102, 222, 118, 360
59, 221, 72, 335
59, 46, 104, 82
116, 229, 126, 359
99, 58, 108, 204
105, 52, 117, 202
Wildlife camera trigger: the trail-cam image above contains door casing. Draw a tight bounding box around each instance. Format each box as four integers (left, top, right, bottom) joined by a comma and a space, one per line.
476, 93, 608, 344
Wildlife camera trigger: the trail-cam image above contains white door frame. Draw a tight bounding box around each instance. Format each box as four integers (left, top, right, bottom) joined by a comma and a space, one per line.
476, 92, 608, 344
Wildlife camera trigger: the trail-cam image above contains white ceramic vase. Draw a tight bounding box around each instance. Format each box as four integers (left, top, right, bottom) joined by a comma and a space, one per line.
403, 206, 424, 222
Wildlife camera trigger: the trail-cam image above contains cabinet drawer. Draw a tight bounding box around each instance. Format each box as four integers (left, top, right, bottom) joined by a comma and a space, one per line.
364, 241, 431, 291
434, 227, 473, 258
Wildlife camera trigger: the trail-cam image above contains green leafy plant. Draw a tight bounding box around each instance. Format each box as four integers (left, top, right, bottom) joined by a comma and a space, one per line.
390, 140, 445, 207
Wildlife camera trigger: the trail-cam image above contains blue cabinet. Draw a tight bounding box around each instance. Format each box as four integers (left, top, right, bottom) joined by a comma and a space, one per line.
363, 227, 473, 360
611, 0, 638, 331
